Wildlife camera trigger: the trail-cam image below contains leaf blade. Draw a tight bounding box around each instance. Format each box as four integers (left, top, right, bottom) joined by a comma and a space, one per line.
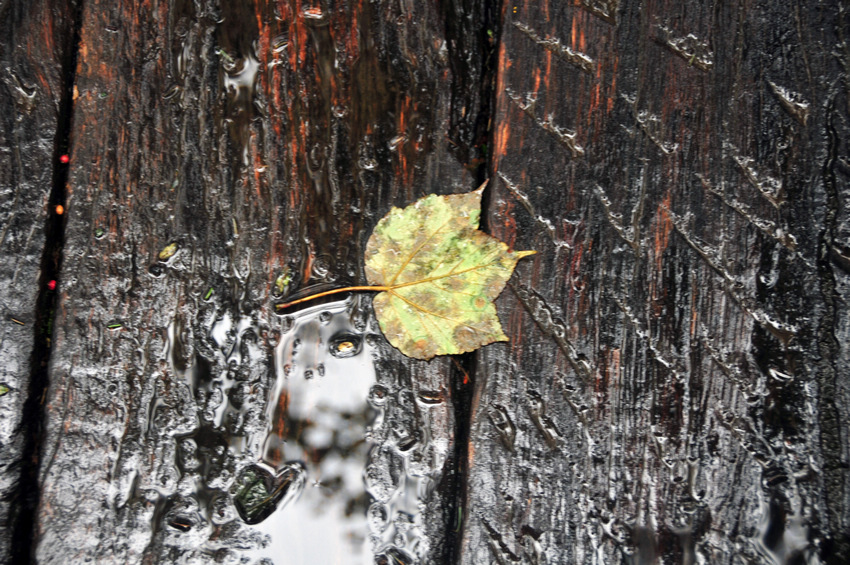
365, 187, 535, 360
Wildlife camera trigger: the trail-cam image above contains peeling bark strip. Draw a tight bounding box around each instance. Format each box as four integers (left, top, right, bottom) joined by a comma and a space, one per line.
0, 0, 77, 562
463, 0, 850, 563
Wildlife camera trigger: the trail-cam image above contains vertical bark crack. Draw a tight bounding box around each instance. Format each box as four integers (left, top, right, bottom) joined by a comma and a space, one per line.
440, 0, 504, 562
817, 89, 849, 564
9, 1, 83, 562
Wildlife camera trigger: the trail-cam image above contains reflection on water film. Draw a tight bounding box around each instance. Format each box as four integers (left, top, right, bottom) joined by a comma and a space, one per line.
153, 296, 430, 563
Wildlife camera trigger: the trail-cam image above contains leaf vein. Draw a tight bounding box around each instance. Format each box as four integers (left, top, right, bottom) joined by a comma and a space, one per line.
388, 289, 476, 331
388, 217, 454, 285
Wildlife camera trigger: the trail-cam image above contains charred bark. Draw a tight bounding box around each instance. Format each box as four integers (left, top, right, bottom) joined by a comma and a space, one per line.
0, 1, 77, 562
462, 1, 850, 563
0, 1, 847, 564
28, 0, 495, 563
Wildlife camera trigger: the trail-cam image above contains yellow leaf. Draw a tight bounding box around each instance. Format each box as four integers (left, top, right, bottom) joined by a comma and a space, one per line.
275, 182, 535, 360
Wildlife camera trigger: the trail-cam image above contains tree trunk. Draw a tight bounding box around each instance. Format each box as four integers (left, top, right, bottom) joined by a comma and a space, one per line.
0, 1, 847, 564
0, 1, 76, 561
33, 0, 491, 563
462, 1, 850, 563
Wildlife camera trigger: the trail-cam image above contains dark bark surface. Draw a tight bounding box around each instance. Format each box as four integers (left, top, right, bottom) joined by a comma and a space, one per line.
0, 0, 847, 564
33, 0, 490, 563
462, 1, 850, 563
0, 1, 75, 562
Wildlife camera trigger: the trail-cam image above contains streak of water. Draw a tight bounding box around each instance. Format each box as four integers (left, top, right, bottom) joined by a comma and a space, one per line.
252, 298, 376, 563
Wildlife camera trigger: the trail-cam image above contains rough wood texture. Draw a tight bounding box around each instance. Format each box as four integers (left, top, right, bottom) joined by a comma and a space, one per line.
35, 0, 488, 562
5, 0, 847, 563
0, 0, 74, 561
462, 1, 850, 563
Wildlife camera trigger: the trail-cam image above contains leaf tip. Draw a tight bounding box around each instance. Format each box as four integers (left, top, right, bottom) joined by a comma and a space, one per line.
516, 250, 537, 259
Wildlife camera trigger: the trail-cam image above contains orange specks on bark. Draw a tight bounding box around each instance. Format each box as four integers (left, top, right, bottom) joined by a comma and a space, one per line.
494, 120, 510, 164
571, 16, 576, 48
608, 57, 618, 113
295, 1, 308, 65
653, 193, 673, 273
496, 41, 509, 99
302, 251, 314, 283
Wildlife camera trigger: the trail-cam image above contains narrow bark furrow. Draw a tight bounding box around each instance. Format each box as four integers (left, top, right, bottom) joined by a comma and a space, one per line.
9, 1, 83, 562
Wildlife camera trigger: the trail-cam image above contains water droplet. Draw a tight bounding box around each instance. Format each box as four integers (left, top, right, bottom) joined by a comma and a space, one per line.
148, 263, 164, 277
272, 34, 289, 53
302, 6, 325, 19
359, 157, 378, 170
168, 516, 193, 532
312, 255, 332, 279
416, 390, 444, 405
397, 436, 417, 452
304, 369, 314, 380
316, 363, 325, 377
388, 134, 406, 151
233, 463, 306, 525
368, 503, 389, 533
369, 385, 389, 406
329, 333, 363, 358
384, 546, 414, 564
319, 311, 332, 324
163, 84, 181, 100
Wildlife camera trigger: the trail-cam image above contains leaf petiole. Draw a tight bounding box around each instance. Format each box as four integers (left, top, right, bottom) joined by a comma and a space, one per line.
274, 285, 389, 310
274, 250, 536, 310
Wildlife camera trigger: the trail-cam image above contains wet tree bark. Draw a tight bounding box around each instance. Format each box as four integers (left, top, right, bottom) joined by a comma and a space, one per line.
462, 1, 850, 564
31, 0, 490, 563
0, 1, 76, 562
1, 0, 848, 563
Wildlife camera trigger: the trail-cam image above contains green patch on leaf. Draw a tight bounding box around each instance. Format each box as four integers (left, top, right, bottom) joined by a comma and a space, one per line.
0, 383, 10, 397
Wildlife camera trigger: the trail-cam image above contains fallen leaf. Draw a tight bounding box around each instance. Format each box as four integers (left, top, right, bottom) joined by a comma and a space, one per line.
364, 186, 535, 359
276, 183, 535, 360
277, 183, 536, 360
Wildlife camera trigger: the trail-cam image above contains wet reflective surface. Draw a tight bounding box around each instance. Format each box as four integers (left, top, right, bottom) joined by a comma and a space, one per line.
256, 299, 376, 563
145, 296, 445, 563
16, 0, 850, 562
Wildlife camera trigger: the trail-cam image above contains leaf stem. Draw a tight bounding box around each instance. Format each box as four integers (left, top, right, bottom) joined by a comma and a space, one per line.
274, 285, 389, 310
